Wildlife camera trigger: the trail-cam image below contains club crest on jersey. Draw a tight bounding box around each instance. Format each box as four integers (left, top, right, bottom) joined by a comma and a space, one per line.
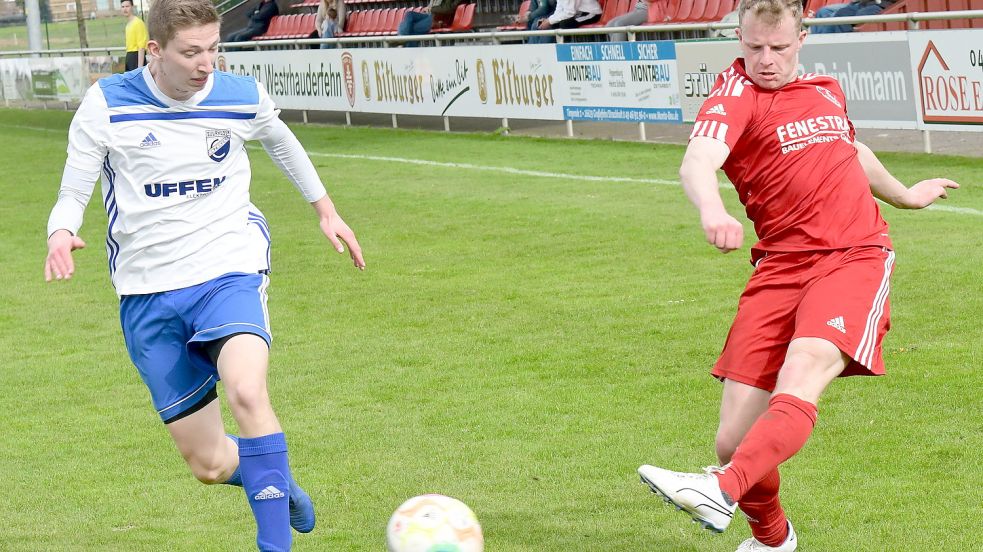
206, 129, 231, 162
816, 86, 842, 109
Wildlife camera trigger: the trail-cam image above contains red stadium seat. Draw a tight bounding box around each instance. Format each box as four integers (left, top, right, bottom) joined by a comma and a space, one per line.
972, 0, 983, 28
712, 0, 738, 20
648, 0, 671, 23
337, 10, 363, 37
433, 3, 471, 33
450, 2, 476, 31
499, 0, 531, 31
684, 0, 710, 22
255, 15, 286, 40
583, 0, 631, 28
672, 0, 696, 21
376, 9, 399, 36
360, 9, 382, 36
697, 0, 723, 22
298, 13, 317, 37
288, 14, 304, 38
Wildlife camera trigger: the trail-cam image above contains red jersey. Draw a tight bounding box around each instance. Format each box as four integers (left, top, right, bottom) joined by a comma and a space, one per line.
691, 59, 892, 261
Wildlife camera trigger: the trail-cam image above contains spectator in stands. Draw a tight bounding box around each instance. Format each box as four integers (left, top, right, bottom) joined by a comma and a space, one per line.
397, 0, 466, 47
809, 0, 893, 33
528, 0, 603, 44
226, 0, 280, 42
120, 0, 148, 72
607, 0, 654, 42
804, 2, 849, 34
319, 8, 339, 48
316, 0, 346, 47
521, 0, 557, 30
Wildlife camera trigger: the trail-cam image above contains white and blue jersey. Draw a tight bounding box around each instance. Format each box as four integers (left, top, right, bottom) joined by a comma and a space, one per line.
48, 67, 323, 295
48, 68, 326, 421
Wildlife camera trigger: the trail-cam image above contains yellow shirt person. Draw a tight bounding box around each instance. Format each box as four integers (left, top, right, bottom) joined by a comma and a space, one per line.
121, 0, 149, 71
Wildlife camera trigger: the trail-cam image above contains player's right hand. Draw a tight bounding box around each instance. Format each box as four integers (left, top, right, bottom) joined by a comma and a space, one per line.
700, 209, 744, 254
44, 229, 86, 282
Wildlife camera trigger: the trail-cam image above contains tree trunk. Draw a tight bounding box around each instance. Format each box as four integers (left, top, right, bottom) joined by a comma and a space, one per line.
75, 1, 88, 49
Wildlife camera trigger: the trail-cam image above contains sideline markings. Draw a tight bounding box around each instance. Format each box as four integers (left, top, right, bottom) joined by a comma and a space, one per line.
304, 150, 681, 186
5, 122, 980, 217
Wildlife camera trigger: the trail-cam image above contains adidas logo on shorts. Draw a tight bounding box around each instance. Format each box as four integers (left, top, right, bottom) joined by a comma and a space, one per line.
826, 316, 846, 334
254, 485, 286, 500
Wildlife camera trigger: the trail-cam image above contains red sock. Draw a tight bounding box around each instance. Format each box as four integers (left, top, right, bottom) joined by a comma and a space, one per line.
715, 393, 817, 502
739, 468, 789, 547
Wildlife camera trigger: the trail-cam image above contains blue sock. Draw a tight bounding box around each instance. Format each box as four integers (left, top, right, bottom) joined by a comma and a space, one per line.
223, 434, 242, 487
239, 433, 292, 552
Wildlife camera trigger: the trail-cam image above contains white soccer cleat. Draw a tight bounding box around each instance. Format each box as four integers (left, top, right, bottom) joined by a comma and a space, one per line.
638, 464, 737, 533
735, 521, 797, 551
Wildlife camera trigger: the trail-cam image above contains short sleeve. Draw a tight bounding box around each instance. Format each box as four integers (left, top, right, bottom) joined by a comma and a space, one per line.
689, 67, 756, 151
137, 20, 149, 49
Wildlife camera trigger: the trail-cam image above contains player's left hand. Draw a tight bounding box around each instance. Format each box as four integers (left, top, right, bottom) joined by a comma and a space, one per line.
319, 214, 366, 270
903, 178, 959, 209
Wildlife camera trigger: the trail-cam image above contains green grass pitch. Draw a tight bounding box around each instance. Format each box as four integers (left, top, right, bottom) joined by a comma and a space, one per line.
0, 108, 980, 551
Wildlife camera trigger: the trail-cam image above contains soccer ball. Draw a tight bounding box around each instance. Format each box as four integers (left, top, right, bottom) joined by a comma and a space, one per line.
386, 494, 484, 552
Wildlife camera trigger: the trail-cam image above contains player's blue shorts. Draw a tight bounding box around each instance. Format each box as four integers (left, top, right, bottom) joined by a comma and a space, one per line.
119, 272, 272, 423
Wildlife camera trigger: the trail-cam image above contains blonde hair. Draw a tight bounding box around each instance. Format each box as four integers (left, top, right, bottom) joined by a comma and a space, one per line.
147, 0, 221, 48
738, 0, 803, 31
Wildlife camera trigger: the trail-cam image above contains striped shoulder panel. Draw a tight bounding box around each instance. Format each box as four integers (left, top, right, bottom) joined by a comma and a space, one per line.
98, 71, 167, 108
708, 68, 751, 99
200, 71, 260, 107
690, 119, 730, 142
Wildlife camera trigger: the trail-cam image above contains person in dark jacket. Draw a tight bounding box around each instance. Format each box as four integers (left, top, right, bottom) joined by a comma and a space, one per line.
226, 0, 280, 42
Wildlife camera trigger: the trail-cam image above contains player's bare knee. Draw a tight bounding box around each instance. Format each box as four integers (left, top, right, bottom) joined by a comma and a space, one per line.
184, 454, 230, 484
224, 381, 271, 417
192, 465, 227, 485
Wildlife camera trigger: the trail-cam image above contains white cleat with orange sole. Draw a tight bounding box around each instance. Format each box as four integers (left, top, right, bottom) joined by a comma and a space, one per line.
638, 464, 737, 533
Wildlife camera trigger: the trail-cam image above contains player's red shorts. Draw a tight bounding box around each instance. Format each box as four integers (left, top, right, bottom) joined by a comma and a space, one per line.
713, 246, 895, 392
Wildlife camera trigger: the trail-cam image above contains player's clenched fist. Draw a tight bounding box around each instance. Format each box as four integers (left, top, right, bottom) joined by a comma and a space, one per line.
700, 209, 743, 254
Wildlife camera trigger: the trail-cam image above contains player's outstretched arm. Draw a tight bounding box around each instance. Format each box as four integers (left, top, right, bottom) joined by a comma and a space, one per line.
257, 118, 366, 270
855, 141, 959, 209
45, 229, 87, 282
679, 137, 743, 254
312, 196, 365, 270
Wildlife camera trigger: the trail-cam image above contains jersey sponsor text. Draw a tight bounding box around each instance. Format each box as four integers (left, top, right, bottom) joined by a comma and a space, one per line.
144, 176, 227, 198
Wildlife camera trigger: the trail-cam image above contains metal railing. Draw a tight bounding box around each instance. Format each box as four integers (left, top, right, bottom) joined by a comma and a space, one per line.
3, 10, 980, 56
216, 9, 983, 50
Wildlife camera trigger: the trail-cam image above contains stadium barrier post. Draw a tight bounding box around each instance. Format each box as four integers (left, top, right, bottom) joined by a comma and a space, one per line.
345, 112, 352, 126
639, 122, 646, 141
502, 118, 509, 136
302, 110, 309, 124
566, 119, 573, 138
922, 130, 932, 154
392, 113, 398, 129
443, 116, 450, 132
